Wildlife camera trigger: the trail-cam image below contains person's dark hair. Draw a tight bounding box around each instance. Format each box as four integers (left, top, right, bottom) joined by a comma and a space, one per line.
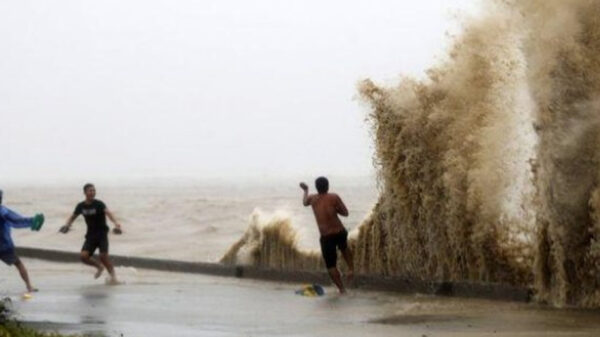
83, 183, 95, 193
315, 177, 329, 194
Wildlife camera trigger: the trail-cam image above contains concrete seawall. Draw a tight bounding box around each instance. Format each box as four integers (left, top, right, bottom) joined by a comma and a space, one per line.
15, 247, 532, 303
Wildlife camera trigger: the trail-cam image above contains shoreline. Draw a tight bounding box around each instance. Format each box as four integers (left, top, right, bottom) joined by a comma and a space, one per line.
16, 246, 531, 303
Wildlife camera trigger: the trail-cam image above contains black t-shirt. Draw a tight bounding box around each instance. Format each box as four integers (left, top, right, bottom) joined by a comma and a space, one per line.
74, 200, 109, 237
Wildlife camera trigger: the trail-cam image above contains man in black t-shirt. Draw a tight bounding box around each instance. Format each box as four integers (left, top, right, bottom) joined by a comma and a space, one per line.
61, 183, 122, 283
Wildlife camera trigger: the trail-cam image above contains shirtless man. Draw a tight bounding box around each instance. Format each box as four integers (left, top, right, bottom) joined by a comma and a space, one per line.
60, 183, 122, 283
300, 177, 354, 293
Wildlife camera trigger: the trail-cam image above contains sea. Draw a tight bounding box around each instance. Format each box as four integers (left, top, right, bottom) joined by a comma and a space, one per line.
4, 176, 378, 262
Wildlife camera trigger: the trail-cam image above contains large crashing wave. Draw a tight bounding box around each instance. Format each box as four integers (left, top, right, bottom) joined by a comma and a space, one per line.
523, 0, 600, 307
221, 210, 323, 271
222, 0, 600, 307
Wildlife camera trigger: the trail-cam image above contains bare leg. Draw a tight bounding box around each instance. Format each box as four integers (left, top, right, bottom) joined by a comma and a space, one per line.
99, 253, 117, 283
80, 251, 104, 279
14, 257, 36, 292
341, 248, 355, 283
327, 267, 346, 294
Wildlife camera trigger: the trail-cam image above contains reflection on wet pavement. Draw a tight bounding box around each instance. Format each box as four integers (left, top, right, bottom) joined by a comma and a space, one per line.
2, 260, 600, 337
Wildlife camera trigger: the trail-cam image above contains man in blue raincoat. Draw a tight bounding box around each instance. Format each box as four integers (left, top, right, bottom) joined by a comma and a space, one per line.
0, 189, 44, 293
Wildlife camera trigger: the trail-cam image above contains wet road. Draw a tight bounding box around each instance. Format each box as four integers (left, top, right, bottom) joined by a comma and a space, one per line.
2, 259, 600, 337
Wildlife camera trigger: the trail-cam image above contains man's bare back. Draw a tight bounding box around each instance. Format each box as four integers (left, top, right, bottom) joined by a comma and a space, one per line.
304, 192, 348, 236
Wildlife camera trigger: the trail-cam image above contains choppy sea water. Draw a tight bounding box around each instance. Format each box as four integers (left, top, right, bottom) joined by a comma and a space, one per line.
5, 177, 378, 262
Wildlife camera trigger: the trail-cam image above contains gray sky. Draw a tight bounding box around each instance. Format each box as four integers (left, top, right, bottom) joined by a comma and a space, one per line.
1, 0, 477, 183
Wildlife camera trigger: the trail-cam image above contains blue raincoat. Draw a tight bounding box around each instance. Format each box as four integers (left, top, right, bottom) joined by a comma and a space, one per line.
0, 205, 33, 253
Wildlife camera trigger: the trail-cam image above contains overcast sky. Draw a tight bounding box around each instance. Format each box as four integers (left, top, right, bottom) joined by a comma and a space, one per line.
1, 0, 478, 183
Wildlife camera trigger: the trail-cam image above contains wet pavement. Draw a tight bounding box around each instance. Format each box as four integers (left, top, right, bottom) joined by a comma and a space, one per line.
2, 259, 600, 337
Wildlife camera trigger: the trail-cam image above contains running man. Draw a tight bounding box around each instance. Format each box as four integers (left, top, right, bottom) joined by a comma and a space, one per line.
60, 183, 122, 283
0, 189, 44, 293
300, 177, 354, 294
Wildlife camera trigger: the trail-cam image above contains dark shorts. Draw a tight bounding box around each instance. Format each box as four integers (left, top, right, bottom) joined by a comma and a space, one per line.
0, 248, 17, 266
82, 234, 109, 256
319, 229, 348, 269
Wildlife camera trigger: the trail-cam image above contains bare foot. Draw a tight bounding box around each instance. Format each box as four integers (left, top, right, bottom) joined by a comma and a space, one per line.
106, 276, 120, 286
94, 266, 105, 279
27, 287, 39, 293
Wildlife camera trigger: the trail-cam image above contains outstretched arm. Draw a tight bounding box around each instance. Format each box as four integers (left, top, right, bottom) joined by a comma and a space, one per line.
335, 195, 349, 217
60, 203, 84, 233
105, 208, 122, 229
65, 214, 77, 226
1, 207, 33, 229
61, 213, 78, 232
300, 182, 312, 206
